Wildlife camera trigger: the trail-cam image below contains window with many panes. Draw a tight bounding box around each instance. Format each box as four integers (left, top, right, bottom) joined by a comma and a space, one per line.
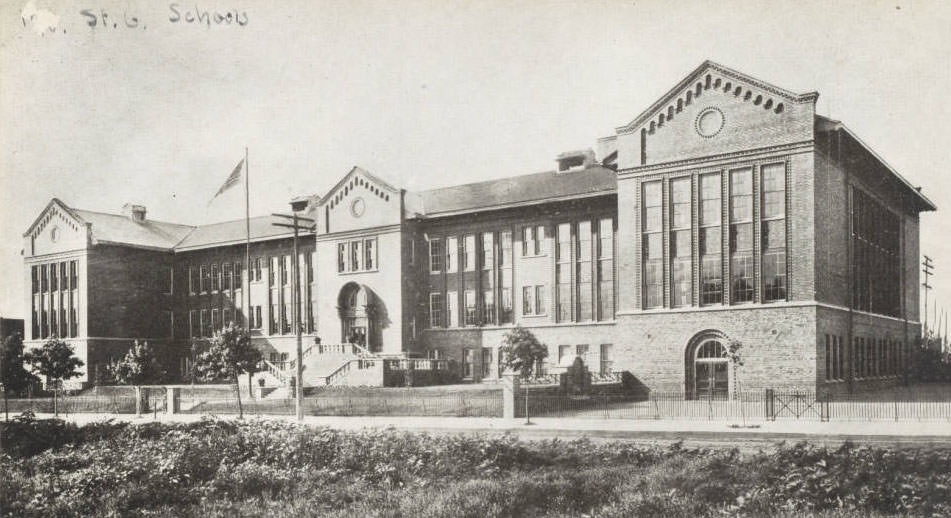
556, 222, 572, 322
597, 218, 614, 320
430, 293, 443, 328
336, 239, 379, 273
851, 188, 901, 317
500, 231, 513, 323
576, 221, 593, 321
699, 173, 723, 305
211, 264, 220, 292
429, 238, 443, 273
642, 181, 663, 308
761, 163, 787, 301
729, 168, 754, 303
670, 178, 691, 307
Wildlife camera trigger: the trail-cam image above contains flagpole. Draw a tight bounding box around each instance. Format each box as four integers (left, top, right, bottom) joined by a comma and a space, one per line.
245, 147, 251, 332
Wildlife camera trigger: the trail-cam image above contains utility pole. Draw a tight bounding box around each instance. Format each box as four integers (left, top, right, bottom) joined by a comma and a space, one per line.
273, 204, 316, 421
922, 256, 934, 337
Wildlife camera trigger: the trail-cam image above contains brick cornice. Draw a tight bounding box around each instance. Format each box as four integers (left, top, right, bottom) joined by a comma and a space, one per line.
618, 140, 813, 178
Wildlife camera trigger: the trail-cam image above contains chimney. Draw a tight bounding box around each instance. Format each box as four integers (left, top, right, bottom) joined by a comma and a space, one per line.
555, 149, 597, 173
122, 203, 147, 222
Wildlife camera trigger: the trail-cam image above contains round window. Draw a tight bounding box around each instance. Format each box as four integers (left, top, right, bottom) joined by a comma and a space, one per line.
350, 197, 366, 218
695, 107, 725, 138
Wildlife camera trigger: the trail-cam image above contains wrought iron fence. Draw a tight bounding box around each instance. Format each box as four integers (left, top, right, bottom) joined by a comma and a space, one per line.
4, 386, 951, 422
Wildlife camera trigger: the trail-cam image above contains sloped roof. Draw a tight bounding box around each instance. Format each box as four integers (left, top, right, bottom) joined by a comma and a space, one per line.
815, 115, 936, 212
71, 209, 195, 250
418, 165, 617, 217
173, 215, 296, 251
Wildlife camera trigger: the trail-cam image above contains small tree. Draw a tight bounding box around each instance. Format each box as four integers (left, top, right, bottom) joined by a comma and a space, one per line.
499, 325, 548, 378
24, 336, 84, 416
193, 324, 260, 419
725, 338, 747, 426
107, 340, 166, 415
1, 333, 40, 420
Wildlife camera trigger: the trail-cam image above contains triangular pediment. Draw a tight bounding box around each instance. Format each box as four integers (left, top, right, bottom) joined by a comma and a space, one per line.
23, 198, 86, 239
616, 60, 819, 135
319, 166, 401, 211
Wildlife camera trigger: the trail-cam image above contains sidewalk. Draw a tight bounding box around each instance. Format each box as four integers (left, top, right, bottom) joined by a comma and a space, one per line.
27, 412, 951, 443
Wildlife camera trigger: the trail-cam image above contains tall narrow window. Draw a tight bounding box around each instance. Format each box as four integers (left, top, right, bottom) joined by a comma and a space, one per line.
337, 243, 347, 273
535, 285, 546, 315
233, 262, 242, 290
730, 168, 753, 303
429, 238, 443, 273
430, 293, 444, 328
351, 240, 362, 271
481, 232, 494, 271
480, 232, 496, 325
700, 173, 723, 304
464, 289, 477, 325
201, 309, 210, 337
462, 349, 474, 378
500, 231, 513, 324
50, 263, 58, 291
670, 178, 692, 307
282, 255, 290, 285
254, 257, 262, 282
598, 218, 615, 320
600, 344, 614, 374
556, 222, 572, 322
642, 181, 663, 308
462, 234, 476, 272
211, 264, 220, 292
223, 263, 233, 292
364, 239, 376, 270
446, 290, 458, 327
762, 163, 787, 301
522, 286, 534, 316
576, 221, 593, 320
446, 237, 458, 273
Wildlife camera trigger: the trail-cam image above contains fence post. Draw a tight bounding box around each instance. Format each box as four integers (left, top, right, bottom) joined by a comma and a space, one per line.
166, 387, 180, 415
135, 386, 143, 416
501, 373, 520, 419
765, 389, 774, 421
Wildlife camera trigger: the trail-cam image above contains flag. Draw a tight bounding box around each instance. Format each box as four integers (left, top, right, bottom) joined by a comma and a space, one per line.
209, 158, 245, 204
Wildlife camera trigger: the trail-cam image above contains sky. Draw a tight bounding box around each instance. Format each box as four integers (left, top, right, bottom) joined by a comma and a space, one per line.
1, 0, 950, 321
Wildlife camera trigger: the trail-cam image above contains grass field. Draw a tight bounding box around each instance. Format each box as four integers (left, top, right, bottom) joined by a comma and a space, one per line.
1, 414, 949, 517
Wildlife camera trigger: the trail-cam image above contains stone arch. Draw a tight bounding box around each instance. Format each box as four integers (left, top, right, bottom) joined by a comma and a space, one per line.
684, 329, 730, 399
337, 282, 388, 352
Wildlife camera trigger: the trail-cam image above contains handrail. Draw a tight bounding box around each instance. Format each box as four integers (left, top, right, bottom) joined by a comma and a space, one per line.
287, 345, 316, 370
261, 360, 288, 385
321, 358, 380, 386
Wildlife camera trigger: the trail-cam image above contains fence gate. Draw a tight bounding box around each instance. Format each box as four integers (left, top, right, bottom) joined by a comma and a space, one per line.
765, 390, 829, 421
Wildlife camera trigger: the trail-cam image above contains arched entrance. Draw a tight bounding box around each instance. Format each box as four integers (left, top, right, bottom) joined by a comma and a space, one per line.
337, 283, 381, 352
685, 331, 729, 399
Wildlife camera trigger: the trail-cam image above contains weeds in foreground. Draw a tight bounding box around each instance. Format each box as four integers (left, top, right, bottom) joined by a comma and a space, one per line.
1, 415, 949, 517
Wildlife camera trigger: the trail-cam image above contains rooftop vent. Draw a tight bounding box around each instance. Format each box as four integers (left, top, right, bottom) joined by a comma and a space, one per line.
556, 149, 596, 173
122, 203, 147, 222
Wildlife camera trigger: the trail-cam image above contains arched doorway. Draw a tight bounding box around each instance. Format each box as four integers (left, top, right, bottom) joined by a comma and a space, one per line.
685, 332, 729, 399
337, 283, 380, 352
